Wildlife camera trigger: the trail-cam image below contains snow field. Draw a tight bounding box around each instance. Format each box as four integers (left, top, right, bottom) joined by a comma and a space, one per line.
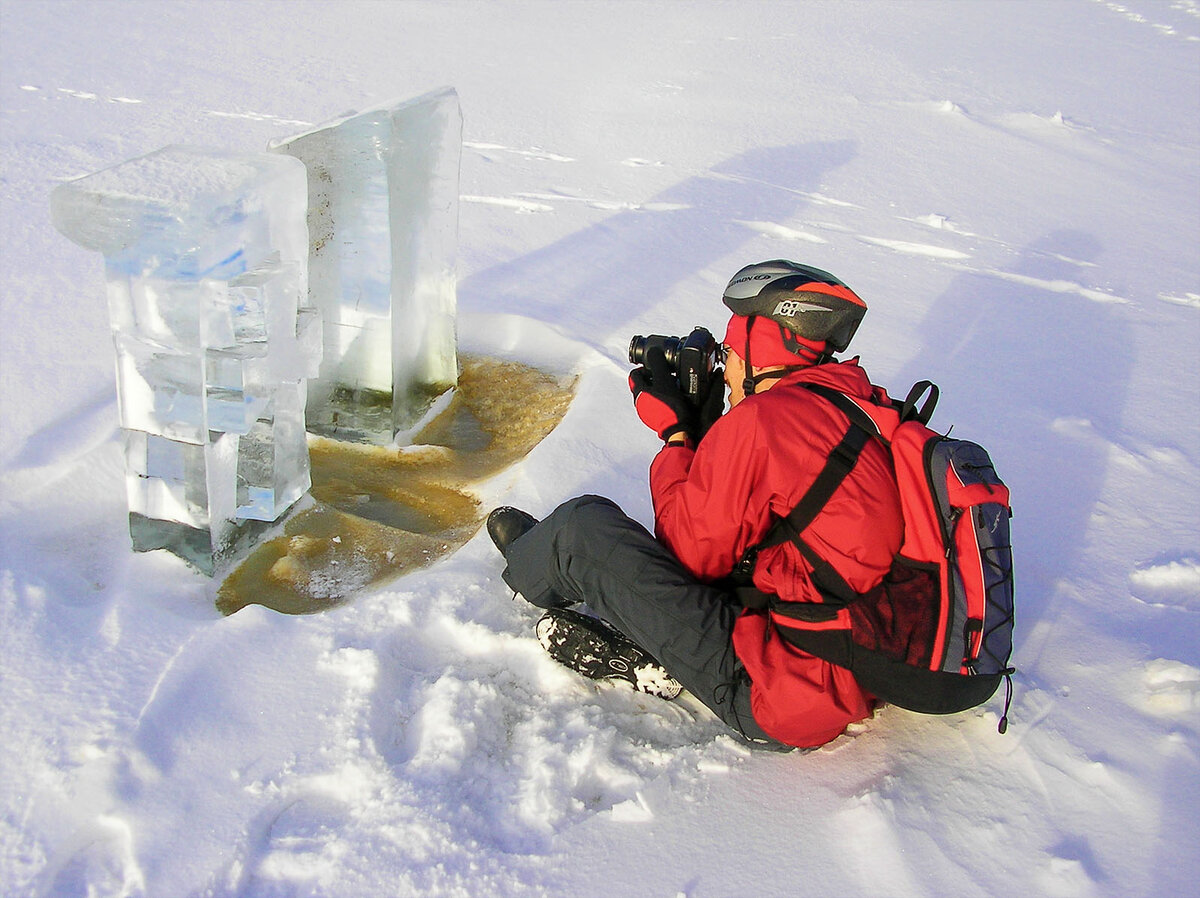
2, 1, 1198, 896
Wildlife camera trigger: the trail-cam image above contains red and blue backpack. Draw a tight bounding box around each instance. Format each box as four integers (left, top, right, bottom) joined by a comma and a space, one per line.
734, 381, 1017, 731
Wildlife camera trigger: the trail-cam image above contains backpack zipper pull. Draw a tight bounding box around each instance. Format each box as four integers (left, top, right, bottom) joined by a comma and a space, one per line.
997, 668, 1015, 734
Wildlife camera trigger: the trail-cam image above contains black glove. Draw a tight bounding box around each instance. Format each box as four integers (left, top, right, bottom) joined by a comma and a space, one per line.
629, 347, 696, 442
695, 365, 726, 441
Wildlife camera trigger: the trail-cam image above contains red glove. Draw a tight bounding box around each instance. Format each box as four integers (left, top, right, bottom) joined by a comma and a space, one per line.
629, 347, 695, 443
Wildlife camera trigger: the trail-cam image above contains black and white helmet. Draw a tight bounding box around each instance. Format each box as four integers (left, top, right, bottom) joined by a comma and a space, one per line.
721, 260, 867, 353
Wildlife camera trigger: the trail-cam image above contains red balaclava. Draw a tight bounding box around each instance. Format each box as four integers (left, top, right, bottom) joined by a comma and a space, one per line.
723, 313, 829, 395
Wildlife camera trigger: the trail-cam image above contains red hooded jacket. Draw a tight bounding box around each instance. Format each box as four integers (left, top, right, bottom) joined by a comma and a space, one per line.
649, 359, 904, 746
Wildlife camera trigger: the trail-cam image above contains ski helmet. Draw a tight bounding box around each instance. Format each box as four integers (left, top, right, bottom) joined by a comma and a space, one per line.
721, 260, 866, 354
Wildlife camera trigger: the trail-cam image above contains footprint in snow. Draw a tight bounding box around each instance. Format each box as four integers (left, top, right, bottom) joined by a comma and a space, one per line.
37, 814, 144, 898
1140, 659, 1200, 717
1129, 557, 1200, 611
230, 787, 358, 895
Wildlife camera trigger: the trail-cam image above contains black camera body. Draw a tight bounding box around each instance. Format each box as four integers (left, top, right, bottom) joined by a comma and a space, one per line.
628, 326, 719, 406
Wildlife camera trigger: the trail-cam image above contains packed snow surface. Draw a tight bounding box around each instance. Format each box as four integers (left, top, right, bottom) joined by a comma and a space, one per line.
2, 2, 1198, 896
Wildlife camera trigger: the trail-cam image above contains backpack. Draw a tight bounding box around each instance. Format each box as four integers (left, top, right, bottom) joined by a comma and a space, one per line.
733, 380, 1016, 731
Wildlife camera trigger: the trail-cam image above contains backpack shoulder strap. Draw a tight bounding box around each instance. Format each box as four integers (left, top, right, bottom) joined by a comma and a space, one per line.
748, 384, 878, 606
808, 380, 939, 433
735, 379, 941, 605
803, 383, 884, 437
756, 385, 875, 549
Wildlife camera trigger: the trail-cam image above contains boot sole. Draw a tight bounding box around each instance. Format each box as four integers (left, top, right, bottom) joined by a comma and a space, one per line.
535, 608, 682, 700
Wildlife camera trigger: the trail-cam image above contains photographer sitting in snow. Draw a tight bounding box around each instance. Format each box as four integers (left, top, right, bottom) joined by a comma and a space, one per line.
486, 260, 900, 750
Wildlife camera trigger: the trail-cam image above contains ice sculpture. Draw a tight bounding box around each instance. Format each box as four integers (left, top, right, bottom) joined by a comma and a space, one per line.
51, 146, 320, 574
270, 87, 462, 444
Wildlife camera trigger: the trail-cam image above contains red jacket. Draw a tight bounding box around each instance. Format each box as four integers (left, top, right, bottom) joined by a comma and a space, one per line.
650, 359, 903, 746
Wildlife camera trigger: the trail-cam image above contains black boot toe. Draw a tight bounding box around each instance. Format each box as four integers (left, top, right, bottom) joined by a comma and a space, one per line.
486, 506, 539, 556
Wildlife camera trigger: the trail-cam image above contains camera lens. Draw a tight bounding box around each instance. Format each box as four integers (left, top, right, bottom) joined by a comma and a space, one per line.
660, 338, 681, 368
628, 336, 647, 365
628, 334, 683, 368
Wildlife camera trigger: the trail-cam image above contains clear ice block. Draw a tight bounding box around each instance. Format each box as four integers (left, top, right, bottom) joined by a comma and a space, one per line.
52, 145, 320, 573
271, 87, 462, 443
235, 379, 310, 522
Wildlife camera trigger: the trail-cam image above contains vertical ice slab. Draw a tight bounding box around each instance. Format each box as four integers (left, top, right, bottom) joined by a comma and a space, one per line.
271, 87, 462, 443
51, 145, 320, 574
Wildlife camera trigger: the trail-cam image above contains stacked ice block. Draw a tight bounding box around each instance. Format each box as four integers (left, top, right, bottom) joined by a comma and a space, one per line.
51, 146, 320, 573
271, 87, 462, 443
50, 89, 464, 574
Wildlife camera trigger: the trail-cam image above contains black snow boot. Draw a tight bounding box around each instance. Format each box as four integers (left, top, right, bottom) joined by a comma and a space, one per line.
535, 608, 683, 700
487, 506, 539, 557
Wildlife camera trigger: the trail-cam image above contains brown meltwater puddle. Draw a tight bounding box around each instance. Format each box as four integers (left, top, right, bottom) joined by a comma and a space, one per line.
216, 356, 576, 615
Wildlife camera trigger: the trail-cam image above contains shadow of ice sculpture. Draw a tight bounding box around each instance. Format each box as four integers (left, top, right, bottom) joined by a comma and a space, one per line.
269, 87, 462, 444
51, 146, 320, 575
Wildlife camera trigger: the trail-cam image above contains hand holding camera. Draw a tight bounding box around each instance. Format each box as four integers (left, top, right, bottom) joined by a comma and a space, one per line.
628, 326, 725, 443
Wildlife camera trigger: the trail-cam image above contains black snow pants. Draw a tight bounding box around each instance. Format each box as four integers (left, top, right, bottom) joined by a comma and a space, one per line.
501, 494, 787, 748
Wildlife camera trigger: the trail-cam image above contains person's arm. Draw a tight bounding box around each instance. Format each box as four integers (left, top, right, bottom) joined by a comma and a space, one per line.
648, 403, 774, 582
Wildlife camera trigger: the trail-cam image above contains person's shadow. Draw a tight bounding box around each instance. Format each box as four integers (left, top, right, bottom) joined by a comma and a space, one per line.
893, 231, 1135, 659
458, 140, 858, 349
